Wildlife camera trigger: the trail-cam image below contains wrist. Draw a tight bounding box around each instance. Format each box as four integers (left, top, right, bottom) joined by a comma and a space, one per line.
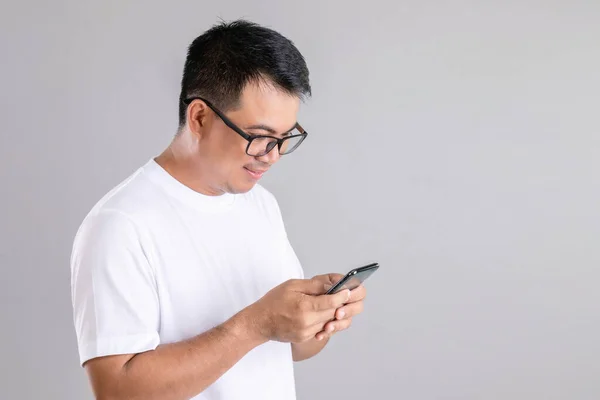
225, 305, 269, 347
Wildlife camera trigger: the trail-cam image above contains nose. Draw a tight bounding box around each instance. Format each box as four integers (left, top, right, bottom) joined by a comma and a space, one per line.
257, 145, 280, 165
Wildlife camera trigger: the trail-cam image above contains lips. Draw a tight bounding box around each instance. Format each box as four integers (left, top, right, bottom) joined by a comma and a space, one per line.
244, 166, 267, 180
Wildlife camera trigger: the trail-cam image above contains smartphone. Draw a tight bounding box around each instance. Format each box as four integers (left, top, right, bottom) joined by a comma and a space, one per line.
325, 262, 379, 294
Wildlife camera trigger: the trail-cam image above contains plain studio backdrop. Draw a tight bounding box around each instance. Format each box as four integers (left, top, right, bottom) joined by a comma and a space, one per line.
1, 1, 599, 399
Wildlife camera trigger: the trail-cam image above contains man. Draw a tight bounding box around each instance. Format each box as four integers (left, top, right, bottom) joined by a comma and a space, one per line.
70, 19, 366, 400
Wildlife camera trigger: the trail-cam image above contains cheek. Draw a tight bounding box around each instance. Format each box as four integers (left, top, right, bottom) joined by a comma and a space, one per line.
206, 128, 242, 159
214, 133, 252, 174
222, 135, 249, 163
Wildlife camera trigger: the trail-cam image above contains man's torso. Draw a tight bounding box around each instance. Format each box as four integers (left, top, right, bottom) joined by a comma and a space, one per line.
72, 159, 303, 399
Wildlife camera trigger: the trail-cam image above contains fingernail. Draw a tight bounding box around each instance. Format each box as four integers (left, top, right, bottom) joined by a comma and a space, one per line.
328, 324, 335, 332
338, 309, 345, 319
316, 334, 323, 341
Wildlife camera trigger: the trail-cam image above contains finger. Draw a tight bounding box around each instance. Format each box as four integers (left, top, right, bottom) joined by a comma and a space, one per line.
329, 272, 345, 280
315, 318, 352, 340
335, 300, 364, 320
313, 273, 346, 294
303, 316, 338, 342
314, 322, 335, 341
348, 285, 367, 303
294, 278, 329, 295
313, 288, 351, 311
329, 317, 352, 332
313, 273, 345, 287
305, 322, 328, 341
300, 305, 336, 327
324, 273, 345, 286
314, 328, 330, 341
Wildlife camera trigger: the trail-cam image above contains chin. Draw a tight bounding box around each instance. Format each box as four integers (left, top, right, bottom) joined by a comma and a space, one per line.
226, 180, 257, 194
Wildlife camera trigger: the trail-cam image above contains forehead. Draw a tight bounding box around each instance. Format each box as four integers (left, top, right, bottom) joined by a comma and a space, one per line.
229, 80, 300, 133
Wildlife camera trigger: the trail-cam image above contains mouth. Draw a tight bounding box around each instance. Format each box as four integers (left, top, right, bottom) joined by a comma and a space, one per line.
244, 166, 267, 180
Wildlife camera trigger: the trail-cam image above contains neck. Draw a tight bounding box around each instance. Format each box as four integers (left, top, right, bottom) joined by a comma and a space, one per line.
154, 131, 225, 196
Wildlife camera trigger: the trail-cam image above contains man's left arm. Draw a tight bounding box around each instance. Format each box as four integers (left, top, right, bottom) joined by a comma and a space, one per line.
291, 274, 366, 361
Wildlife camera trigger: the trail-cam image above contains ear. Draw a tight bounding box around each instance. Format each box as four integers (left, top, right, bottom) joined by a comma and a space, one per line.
186, 99, 210, 138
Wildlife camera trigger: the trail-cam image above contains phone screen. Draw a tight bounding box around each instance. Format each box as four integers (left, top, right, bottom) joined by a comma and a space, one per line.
325, 263, 379, 294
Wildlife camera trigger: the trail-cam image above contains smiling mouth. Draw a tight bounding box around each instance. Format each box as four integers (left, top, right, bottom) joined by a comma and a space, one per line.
244, 167, 267, 179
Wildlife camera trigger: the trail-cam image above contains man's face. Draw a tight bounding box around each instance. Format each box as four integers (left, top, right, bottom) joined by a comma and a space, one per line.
197, 82, 301, 194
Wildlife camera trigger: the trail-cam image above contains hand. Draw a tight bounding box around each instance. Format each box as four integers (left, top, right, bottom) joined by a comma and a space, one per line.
311, 273, 367, 341
247, 278, 351, 343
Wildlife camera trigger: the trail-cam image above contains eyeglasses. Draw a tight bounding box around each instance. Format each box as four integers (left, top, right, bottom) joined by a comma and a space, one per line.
183, 97, 308, 157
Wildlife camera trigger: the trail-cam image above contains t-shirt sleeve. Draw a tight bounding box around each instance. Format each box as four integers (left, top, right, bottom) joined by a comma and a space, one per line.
70, 209, 160, 366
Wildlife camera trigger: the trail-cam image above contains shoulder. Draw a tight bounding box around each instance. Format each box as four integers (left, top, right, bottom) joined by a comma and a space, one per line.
77, 161, 165, 228
71, 162, 163, 255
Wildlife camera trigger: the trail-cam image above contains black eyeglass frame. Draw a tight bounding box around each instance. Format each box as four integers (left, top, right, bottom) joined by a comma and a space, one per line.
182, 97, 308, 157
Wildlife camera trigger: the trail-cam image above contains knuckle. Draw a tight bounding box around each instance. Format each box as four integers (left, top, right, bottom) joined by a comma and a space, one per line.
328, 297, 338, 309
293, 307, 311, 328
299, 313, 312, 328
329, 309, 337, 320
297, 297, 310, 312
287, 278, 300, 288
297, 330, 312, 342
309, 277, 322, 287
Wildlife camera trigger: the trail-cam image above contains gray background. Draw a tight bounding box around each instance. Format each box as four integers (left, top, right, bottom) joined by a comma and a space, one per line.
1, 1, 599, 399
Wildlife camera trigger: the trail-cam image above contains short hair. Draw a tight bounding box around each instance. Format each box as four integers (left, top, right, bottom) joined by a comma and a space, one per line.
178, 19, 312, 127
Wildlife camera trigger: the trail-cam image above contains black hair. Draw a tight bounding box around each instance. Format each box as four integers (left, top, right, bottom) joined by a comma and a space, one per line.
178, 19, 311, 128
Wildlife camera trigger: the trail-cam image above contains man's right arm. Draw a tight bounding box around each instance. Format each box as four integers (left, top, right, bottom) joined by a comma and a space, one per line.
84, 306, 263, 400
83, 279, 350, 400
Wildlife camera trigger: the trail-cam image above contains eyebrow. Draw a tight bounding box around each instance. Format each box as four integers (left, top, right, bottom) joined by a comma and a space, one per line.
244, 122, 298, 136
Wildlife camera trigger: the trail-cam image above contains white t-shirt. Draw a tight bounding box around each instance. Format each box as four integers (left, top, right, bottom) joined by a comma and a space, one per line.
70, 159, 304, 400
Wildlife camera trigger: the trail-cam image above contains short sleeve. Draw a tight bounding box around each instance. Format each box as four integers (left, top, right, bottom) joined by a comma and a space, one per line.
70, 209, 160, 366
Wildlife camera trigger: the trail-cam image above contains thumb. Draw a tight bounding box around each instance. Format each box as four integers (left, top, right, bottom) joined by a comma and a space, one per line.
323, 273, 345, 292
295, 277, 328, 295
